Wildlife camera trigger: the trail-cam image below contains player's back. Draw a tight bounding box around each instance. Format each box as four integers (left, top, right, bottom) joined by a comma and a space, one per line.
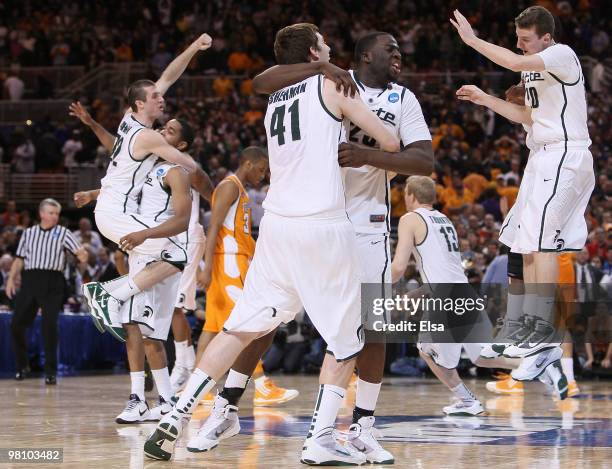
412, 207, 467, 283
96, 113, 156, 214
263, 75, 345, 219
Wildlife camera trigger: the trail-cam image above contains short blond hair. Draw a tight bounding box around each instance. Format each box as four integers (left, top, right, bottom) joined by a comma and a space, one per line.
405, 176, 436, 205
39, 198, 62, 212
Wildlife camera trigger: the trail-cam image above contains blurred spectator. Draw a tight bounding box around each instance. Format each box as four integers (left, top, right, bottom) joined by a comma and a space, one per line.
3, 70, 24, 101
12, 134, 36, 173
0, 253, 13, 307
62, 130, 84, 168
72, 217, 103, 251
1, 200, 19, 227
212, 73, 234, 99
440, 173, 475, 213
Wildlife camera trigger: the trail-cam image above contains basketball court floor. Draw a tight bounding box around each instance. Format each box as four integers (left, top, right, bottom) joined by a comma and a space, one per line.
3, 375, 610, 468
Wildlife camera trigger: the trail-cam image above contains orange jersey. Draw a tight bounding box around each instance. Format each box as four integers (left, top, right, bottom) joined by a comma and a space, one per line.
212, 175, 255, 258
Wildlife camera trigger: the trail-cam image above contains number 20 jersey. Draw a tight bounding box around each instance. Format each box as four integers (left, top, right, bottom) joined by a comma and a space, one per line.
342, 70, 431, 234
412, 207, 467, 284
96, 113, 156, 214
263, 75, 346, 219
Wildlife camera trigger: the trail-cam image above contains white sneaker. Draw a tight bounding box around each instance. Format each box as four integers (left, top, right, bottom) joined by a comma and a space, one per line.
186, 397, 240, 452
480, 344, 507, 358
443, 399, 484, 416
343, 416, 394, 464
543, 359, 569, 400
149, 396, 173, 421
301, 428, 366, 466
115, 394, 152, 424
143, 410, 188, 461
503, 317, 559, 358
511, 346, 563, 381
170, 364, 191, 394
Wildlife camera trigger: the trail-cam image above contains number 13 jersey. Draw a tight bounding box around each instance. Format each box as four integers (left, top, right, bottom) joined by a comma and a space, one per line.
412, 207, 467, 284
263, 75, 345, 219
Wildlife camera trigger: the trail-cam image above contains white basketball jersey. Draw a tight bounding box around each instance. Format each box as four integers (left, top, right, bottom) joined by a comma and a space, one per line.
342, 70, 431, 234
412, 208, 467, 283
262, 75, 345, 219
139, 162, 179, 222
96, 113, 156, 214
524, 44, 590, 146
139, 161, 204, 241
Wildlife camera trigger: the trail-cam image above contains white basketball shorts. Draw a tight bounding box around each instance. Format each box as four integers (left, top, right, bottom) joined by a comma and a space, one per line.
498, 144, 594, 254
175, 237, 206, 311
223, 212, 364, 361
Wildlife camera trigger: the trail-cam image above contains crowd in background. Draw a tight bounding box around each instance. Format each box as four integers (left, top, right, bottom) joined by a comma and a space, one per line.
0, 0, 610, 373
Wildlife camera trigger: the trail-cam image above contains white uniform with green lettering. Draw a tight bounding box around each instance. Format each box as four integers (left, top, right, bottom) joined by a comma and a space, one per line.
224, 75, 363, 361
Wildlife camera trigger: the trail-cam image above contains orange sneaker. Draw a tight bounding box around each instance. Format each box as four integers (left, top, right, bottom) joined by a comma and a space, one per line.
253, 360, 265, 377
253, 377, 299, 406
198, 391, 216, 406
485, 377, 524, 395
349, 373, 358, 388
567, 380, 581, 398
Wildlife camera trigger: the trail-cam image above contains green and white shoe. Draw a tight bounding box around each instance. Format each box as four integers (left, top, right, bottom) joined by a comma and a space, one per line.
82, 282, 105, 333
91, 285, 126, 342
144, 412, 186, 461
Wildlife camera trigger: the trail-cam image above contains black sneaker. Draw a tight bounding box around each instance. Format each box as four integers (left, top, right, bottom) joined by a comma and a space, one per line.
45, 375, 57, 385
15, 369, 28, 381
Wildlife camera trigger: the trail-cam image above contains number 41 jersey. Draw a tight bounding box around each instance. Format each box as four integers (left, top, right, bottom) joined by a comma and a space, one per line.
412, 207, 467, 284
263, 75, 346, 220
343, 70, 431, 234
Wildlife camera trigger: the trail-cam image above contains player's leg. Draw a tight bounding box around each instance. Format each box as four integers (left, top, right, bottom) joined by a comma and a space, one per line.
144, 339, 174, 420
418, 343, 484, 416
116, 323, 151, 423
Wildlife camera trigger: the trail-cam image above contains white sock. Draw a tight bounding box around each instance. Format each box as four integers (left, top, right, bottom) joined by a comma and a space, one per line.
254, 375, 267, 389
174, 340, 186, 366
506, 292, 524, 322
130, 371, 145, 401
184, 343, 195, 369
152, 368, 173, 402
355, 378, 381, 412
451, 382, 476, 402
308, 384, 345, 438
225, 369, 250, 389
535, 295, 555, 324
174, 368, 216, 415
522, 293, 537, 317
561, 357, 575, 383
101, 275, 128, 294
112, 277, 141, 302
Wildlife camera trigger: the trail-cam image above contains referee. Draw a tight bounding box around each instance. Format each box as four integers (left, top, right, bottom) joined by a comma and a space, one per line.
6, 198, 88, 384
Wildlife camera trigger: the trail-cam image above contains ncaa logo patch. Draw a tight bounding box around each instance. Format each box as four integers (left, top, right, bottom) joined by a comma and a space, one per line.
388, 92, 399, 103
156, 167, 164, 177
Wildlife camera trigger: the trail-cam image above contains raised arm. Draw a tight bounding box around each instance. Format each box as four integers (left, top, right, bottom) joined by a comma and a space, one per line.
253, 62, 358, 97
69, 101, 115, 152
197, 181, 239, 290
134, 129, 197, 172
457, 85, 533, 126
156, 33, 212, 96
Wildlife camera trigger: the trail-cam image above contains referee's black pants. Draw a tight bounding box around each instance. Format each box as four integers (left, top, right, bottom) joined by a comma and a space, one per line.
11, 270, 65, 374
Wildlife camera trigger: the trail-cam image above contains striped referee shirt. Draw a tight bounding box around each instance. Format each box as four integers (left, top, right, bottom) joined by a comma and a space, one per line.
16, 225, 82, 271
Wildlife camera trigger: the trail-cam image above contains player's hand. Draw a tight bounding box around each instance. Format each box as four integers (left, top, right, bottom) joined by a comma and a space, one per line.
5, 276, 17, 299
584, 358, 593, 370
197, 267, 212, 291
505, 83, 526, 106
192, 33, 213, 51
73, 191, 93, 208
320, 62, 359, 98
119, 231, 148, 251
338, 142, 371, 168
602, 358, 611, 369
450, 10, 477, 46
69, 101, 95, 127
456, 85, 488, 105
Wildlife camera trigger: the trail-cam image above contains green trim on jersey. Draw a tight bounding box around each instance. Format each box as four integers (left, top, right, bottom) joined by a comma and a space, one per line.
317, 75, 342, 122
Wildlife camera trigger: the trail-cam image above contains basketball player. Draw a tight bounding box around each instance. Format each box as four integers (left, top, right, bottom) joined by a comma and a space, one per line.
191, 32, 434, 463
74, 117, 212, 422
144, 23, 400, 465
452, 7, 595, 378
84, 34, 213, 341
390, 176, 540, 415
191, 147, 298, 404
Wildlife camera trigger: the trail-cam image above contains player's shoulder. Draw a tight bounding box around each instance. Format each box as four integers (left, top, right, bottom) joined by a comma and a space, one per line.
399, 210, 424, 225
